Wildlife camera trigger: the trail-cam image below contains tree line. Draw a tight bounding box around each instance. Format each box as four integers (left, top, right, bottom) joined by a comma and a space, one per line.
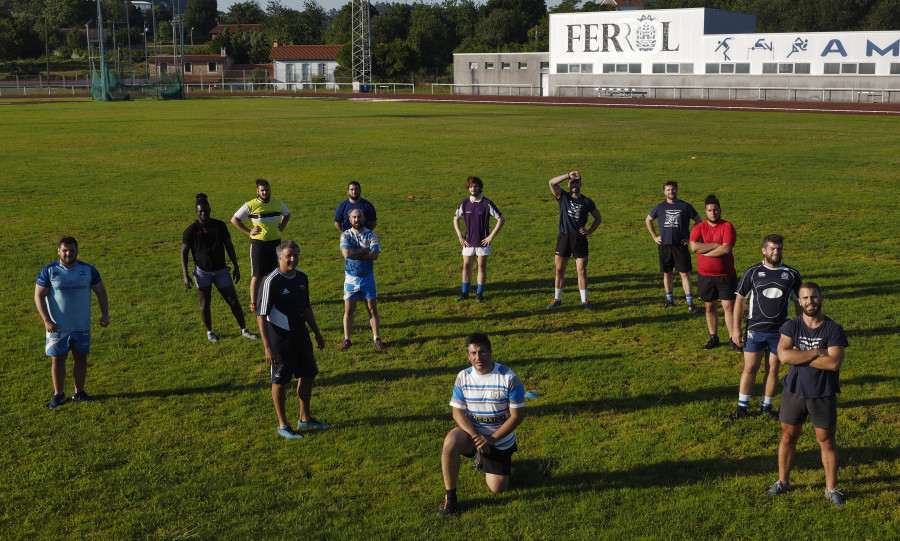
2, 0, 898, 78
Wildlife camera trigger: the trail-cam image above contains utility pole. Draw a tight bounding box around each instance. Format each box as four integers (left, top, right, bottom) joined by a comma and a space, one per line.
351, 0, 372, 91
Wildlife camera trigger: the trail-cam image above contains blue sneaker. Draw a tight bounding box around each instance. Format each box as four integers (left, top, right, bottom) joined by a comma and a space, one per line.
277, 426, 304, 439
297, 418, 330, 430
48, 394, 66, 410
547, 299, 562, 309
582, 300, 596, 310
71, 391, 93, 402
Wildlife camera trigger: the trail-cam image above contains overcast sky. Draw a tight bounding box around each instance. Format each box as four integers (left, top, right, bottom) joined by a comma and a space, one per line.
217, 0, 564, 17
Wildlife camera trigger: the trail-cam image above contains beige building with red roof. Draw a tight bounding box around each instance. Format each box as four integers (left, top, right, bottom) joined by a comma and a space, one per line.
269, 44, 343, 89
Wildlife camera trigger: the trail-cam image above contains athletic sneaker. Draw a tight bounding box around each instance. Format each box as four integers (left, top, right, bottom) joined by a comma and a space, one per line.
662, 300, 675, 308
374, 338, 385, 350
240, 328, 258, 340
340, 339, 351, 351
728, 339, 744, 352
729, 406, 750, 420
297, 418, 330, 430
765, 480, 790, 496
825, 488, 846, 506
456, 293, 469, 301
582, 301, 596, 310
277, 426, 303, 440
687, 304, 699, 314
476, 294, 484, 303
702, 335, 720, 350
763, 408, 780, 421
71, 391, 93, 402
48, 394, 66, 410
207, 331, 219, 344
547, 299, 562, 309
437, 498, 460, 517
473, 452, 484, 471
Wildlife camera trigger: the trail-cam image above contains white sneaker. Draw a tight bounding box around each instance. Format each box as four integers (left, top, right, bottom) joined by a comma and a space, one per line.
241, 328, 258, 340
207, 331, 219, 344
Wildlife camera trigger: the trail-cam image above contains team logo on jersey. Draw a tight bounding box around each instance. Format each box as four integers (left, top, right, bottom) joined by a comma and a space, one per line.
797, 336, 823, 350
282, 288, 291, 295
491, 390, 501, 399
757, 271, 766, 277
781, 272, 789, 280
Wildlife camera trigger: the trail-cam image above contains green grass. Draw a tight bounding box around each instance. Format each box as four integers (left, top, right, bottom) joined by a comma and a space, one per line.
0, 98, 898, 539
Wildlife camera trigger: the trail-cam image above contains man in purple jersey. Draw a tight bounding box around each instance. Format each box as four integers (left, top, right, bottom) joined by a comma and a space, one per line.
453, 176, 505, 302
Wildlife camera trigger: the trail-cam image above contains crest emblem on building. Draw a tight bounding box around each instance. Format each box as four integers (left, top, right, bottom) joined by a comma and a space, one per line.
635, 15, 657, 52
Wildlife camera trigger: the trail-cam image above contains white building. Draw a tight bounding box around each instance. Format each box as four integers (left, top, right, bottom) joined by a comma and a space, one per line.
269, 44, 343, 90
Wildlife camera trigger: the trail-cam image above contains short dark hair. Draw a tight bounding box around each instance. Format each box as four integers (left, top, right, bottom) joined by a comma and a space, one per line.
762, 233, 784, 247
800, 281, 821, 294
465, 333, 491, 351
704, 194, 719, 207
58, 236, 78, 248
664, 180, 678, 188
256, 178, 270, 188
466, 176, 483, 189
348, 181, 361, 189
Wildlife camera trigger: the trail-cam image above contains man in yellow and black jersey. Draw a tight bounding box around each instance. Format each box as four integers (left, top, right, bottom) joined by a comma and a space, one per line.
231, 179, 290, 312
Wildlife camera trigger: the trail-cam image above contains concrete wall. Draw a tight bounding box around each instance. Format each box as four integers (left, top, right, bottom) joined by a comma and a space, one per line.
453, 53, 549, 95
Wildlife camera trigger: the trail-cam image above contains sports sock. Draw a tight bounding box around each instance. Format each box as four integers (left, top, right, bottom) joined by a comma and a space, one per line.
207, 330, 215, 336
579, 289, 587, 303
476, 284, 484, 295
461, 283, 470, 294
738, 393, 751, 410
762, 396, 774, 411
666, 291, 674, 303
445, 488, 457, 502
373, 335, 379, 342
555, 288, 563, 301
686, 293, 695, 305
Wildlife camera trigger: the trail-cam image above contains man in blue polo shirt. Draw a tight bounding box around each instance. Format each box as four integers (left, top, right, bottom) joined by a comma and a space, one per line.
340, 209, 383, 350
34, 236, 110, 409
334, 181, 377, 232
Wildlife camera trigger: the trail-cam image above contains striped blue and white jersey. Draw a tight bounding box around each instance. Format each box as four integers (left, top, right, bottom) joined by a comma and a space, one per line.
450, 363, 525, 450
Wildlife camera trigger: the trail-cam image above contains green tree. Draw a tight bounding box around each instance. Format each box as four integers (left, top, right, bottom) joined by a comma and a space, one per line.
406, 4, 452, 74
184, 0, 218, 36
373, 38, 414, 77
323, 2, 353, 44
224, 1, 266, 24
0, 12, 43, 60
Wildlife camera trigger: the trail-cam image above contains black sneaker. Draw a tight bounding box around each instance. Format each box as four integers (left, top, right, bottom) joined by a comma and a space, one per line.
824, 488, 846, 506
473, 452, 484, 471
687, 304, 699, 314
728, 339, 744, 352
763, 408, 780, 421
48, 394, 66, 410
438, 498, 460, 516
475, 294, 484, 303
456, 293, 469, 301
71, 391, 93, 403
729, 406, 750, 420
702, 336, 720, 350
765, 479, 790, 496
662, 300, 675, 308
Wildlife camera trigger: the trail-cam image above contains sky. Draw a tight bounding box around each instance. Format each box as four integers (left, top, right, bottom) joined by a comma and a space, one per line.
217, 0, 565, 17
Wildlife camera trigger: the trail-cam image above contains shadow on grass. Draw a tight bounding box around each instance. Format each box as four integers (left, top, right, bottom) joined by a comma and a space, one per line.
845, 326, 900, 339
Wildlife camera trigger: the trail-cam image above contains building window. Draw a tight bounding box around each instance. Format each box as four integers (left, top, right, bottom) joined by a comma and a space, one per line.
469, 62, 477, 69
184, 62, 192, 73
721, 63, 735, 74
629, 63, 641, 73
556, 64, 568, 73
891, 63, 900, 74
762, 63, 777, 74
705, 63, 718, 74
841, 63, 857, 74
666, 64, 678, 74
680, 63, 693, 74
208, 62, 217, 72
501, 62, 510, 69
824, 63, 840, 74
652, 63, 665, 74
795, 63, 810, 74
778, 63, 794, 74
485, 62, 494, 70
736, 63, 750, 74
540, 61, 549, 70
302, 64, 310, 79
859, 63, 875, 74
603, 64, 615, 73
285, 64, 294, 81
159, 62, 168, 71
319, 63, 325, 75
518, 62, 527, 70
581, 64, 593, 73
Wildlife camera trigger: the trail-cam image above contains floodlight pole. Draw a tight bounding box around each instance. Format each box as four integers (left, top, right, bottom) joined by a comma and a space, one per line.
351, 0, 372, 90
96, 0, 108, 100
125, 0, 135, 89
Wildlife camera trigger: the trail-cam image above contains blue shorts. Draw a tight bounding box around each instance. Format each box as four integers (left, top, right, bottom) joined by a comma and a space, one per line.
344, 273, 377, 301
193, 266, 233, 289
46, 330, 91, 356
744, 330, 780, 354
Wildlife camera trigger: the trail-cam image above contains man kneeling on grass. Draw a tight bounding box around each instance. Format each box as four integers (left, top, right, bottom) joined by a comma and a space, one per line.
439, 333, 525, 516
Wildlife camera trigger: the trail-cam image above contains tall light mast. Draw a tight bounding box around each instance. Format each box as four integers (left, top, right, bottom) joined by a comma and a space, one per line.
351, 0, 372, 90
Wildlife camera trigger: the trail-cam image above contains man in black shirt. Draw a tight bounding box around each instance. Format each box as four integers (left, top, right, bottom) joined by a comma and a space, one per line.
181, 194, 257, 343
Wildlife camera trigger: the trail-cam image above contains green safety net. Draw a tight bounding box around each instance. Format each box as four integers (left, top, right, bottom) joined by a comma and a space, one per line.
91, 65, 183, 101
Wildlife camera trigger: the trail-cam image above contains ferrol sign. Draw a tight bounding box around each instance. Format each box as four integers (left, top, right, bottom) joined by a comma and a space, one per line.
566, 15, 680, 54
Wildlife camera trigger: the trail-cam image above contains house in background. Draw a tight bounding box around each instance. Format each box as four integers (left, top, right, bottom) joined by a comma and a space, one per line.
269, 43, 343, 89
209, 24, 261, 40
148, 49, 233, 82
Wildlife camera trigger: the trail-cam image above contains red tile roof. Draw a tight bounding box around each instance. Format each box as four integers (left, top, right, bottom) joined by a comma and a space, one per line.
210, 24, 261, 35
269, 44, 342, 61
148, 55, 225, 64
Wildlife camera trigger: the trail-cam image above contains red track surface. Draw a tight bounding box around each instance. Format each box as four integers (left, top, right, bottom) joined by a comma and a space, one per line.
4, 91, 899, 115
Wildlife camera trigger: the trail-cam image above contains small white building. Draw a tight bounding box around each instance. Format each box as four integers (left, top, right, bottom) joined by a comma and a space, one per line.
269, 44, 343, 89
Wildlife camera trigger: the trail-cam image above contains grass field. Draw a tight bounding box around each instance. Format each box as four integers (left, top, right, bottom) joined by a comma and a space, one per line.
1, 97, 898, 540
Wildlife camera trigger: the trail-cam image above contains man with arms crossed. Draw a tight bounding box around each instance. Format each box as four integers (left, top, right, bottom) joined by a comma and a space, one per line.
439, 333, 525, 516
689, 194, 742, 351
453, 176, 505, 302
231, 179, 290, 313
35, 236, 110, 409
547, 170, 602, 309
645, 180, 702, 312
766, 283, 848, 506
181, 193, 257, 343
257, 240, 327, 440
730, 234, 802, 420
340, 209, 383, 350
334, 181, 377, 232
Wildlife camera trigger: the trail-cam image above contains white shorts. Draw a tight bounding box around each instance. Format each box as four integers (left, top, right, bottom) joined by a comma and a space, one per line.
462, 246, 492, 257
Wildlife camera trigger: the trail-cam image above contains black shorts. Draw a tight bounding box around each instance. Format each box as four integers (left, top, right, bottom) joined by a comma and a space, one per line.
464, 443, 518, 476
658, 244, 692, 273
555, 232, 589, 259
250, 239, 280, 277
697, 274, 737, 303
269, 330, 318, 384
779, 388, 837, 429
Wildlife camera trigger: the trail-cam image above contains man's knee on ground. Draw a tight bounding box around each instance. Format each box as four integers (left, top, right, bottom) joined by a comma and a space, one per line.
485, 474, 509, 493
